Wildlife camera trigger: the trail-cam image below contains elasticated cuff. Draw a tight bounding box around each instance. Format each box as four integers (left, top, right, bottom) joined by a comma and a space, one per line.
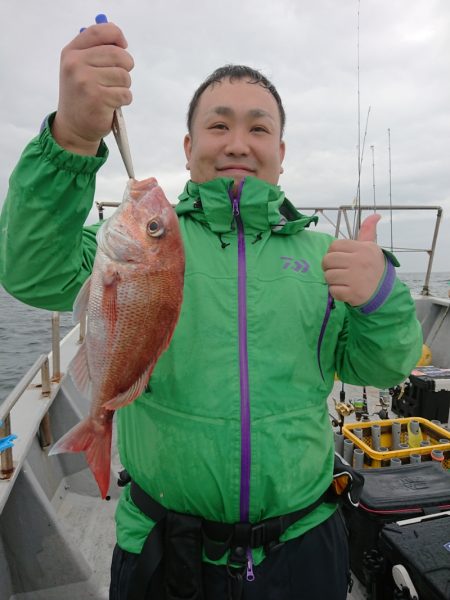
357, 253, 397, 315
38, 112, 108, 173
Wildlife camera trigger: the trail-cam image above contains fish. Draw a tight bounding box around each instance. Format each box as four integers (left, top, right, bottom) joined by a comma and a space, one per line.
49, 177, 185, 498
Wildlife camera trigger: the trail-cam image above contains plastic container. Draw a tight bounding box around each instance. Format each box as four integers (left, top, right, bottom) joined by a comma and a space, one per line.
342, 417, 450, 469
380, 513, 450, 600
342, 462, 450, 586
392, 369, 450, 422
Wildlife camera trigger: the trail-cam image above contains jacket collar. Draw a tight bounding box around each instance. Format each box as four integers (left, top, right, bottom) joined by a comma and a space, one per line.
176, 177, 317, 235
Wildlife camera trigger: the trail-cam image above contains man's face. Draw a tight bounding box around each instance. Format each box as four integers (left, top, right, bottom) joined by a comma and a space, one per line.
184, 78, 285, 187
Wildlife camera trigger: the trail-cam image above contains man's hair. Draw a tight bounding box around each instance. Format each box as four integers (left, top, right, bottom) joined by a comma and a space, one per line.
187, 65, 286, 138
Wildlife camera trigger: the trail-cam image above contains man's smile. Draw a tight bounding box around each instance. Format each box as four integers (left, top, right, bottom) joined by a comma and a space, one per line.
216, 164, 256, 175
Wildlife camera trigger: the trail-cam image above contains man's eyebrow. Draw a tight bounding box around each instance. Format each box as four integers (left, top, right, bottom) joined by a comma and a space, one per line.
206, 106, 275, 121
248, 108, 275, 121
208, 106, 234, 117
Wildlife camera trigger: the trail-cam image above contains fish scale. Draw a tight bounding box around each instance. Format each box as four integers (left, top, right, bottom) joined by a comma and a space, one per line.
49, 178, 185, 498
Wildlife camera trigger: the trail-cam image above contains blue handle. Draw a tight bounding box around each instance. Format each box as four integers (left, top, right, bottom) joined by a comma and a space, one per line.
80, 14, 108, 33
0, 434, 17, 453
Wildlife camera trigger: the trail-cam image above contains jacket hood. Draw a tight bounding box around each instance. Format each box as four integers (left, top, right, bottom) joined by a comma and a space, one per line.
176, 177, 318, 235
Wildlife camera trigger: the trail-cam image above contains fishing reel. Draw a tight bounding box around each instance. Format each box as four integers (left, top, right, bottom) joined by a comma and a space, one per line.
330, 393, 355, 432
390, 382, 410, 416
351, 397, 369, 422
371, 388, 393, 420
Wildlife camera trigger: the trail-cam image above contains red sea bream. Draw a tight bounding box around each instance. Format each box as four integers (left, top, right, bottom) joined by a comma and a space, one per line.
50, 178, 185, 498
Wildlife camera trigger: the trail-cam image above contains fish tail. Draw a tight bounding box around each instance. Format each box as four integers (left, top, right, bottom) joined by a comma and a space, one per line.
49, 415, 113, 499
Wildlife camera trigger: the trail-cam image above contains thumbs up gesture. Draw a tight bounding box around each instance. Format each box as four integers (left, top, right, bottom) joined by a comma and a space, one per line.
322, 214, 386, 306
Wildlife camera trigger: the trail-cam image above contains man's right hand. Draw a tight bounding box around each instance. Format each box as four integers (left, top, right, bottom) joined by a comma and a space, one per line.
51, 22, 134, 155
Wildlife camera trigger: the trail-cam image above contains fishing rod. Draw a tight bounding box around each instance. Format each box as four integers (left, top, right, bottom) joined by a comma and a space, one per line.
352, 106, 371, 239
351, 0, 371, 239
388, 127, 394, 251
355, 0, 361, 238
371, 145, 376, 211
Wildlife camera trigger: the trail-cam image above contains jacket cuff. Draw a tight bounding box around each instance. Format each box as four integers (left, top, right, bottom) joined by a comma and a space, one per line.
358, 254, 397, 315
39, 112, 109, 167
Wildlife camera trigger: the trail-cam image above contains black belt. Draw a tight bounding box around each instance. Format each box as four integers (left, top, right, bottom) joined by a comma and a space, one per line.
124, 455, 363, 600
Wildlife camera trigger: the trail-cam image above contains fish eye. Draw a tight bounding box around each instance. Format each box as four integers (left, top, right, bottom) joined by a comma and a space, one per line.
147, 219, 165, 238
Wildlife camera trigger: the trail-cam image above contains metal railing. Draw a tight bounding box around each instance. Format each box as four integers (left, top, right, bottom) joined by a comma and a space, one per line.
300, 204, 443, 296
96, 201, 122, 221
0, 200, 443, 478
95, 201, 442, 296
0, 354, 51, 479
0, 311, 70, 480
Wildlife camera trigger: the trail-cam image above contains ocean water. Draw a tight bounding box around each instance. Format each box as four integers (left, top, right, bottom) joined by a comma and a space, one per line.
1, 272, 449, 405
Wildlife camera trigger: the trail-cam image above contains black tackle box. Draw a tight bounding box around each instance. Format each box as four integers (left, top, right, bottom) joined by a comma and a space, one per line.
393, 366, 450, 422
379, 513, 450, 600
343, 461, 450, 586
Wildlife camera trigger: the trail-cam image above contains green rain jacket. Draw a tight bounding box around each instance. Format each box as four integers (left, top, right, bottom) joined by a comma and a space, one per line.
0, 121, 423, 566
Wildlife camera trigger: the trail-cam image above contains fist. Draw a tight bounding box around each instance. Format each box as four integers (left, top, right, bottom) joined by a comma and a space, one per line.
52, 22, 134, 154
322, 214, 385, 306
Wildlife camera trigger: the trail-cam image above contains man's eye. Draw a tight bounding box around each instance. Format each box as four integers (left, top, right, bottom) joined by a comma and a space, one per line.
210, 123, 228, 130
252, 126, 269, 133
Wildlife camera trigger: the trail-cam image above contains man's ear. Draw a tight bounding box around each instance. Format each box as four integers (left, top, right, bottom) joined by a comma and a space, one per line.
184, 134, 192, 169
280, 140, 286, 162
280, 140, 286, 172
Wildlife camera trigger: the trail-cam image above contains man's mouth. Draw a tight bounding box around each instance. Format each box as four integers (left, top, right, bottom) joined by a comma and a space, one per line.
217, 165, 256, 175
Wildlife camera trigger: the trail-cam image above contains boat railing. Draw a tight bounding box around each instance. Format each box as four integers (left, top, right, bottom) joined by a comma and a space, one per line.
298, 204, 443, 296
0, 307, 87, 483
0, 354, 51, 479
96, 201, 442, 296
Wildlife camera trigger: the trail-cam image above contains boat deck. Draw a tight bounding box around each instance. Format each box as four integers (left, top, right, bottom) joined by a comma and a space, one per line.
9, 379, 379, 600
5, 293, 450, 599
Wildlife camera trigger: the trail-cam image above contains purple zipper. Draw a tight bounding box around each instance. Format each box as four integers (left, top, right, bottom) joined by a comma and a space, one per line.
229, 181, 254, 581
229, 180, 251, 522
317, 291, 334, 381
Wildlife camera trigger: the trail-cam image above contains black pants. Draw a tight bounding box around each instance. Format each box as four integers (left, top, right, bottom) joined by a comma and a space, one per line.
109, 509, 350, 600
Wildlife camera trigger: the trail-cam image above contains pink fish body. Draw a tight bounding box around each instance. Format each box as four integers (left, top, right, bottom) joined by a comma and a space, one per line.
50, 178, 185, 498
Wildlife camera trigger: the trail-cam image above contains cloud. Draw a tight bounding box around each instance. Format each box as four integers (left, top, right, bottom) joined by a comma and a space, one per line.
0, 0, 449, 271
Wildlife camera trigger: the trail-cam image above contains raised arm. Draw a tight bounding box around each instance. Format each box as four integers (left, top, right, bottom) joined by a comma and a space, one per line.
322, 216, 422, 386
0, 21, 134, 311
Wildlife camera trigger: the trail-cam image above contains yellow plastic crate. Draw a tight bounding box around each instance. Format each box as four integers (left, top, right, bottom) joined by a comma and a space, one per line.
342, 417, 450, 469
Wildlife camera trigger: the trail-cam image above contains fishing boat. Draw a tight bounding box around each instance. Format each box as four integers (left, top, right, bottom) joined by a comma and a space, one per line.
0, 202, 448, 600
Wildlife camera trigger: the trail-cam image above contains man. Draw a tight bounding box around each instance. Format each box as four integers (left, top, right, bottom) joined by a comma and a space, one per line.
0, 20, 422, 600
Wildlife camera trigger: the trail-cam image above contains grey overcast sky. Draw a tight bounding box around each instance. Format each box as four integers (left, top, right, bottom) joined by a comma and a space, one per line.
0, 0, 449, 272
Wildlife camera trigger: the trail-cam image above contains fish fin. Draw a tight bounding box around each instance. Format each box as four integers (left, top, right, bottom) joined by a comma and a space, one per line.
72, 276, 91, 324
49, 413, 113, 499
102, 266, 120, 332
102, 363, 153, 410
68, 342, 93, 400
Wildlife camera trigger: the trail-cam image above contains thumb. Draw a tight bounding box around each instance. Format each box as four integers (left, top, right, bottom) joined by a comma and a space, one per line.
357, 213, 381, 242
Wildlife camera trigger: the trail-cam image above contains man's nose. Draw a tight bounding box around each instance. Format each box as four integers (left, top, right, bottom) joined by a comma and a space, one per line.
224, 130, 250, 155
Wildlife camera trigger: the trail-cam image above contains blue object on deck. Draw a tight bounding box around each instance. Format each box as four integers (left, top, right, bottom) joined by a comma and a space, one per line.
0, 434, 17, 453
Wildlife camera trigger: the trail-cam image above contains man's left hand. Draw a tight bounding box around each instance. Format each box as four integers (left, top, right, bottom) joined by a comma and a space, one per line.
322, 214, 385, 306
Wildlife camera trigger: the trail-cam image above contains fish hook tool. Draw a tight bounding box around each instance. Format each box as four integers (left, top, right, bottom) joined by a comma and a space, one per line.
86, 14, 135, 179
112, 107, 135, 180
